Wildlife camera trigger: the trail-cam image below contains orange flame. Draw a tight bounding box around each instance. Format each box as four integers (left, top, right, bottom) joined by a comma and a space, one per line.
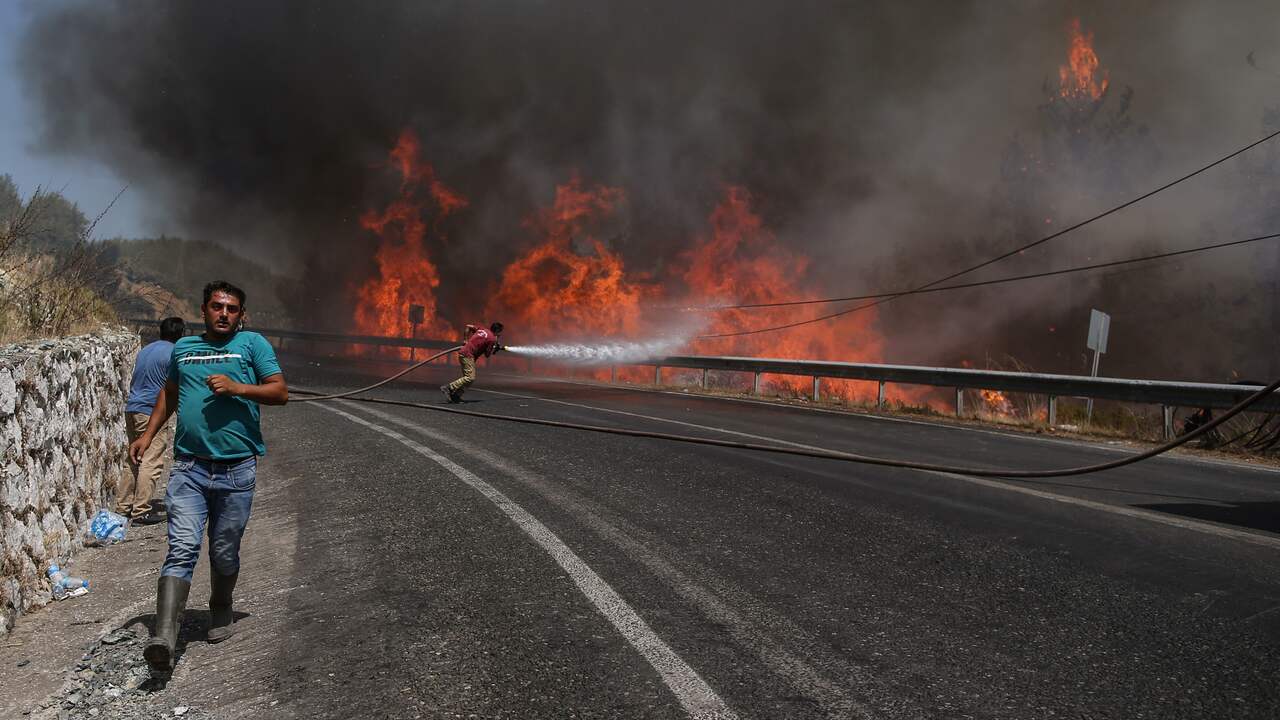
485, 178, 657, 341
682, 186, 894, 402
350, 134, 931, 409
980, 389, 1013, 415
353, 130, 464, 353
1058, 19, 1109, 102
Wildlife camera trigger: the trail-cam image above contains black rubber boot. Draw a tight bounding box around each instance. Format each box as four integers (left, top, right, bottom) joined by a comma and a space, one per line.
144, 576, 190, 676
207, 571, 239, 644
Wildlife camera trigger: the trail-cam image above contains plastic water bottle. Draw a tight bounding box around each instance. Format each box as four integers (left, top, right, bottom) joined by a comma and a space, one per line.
61, 576, 89, 591
47, 565, 90, 599
88, 509, 128, 544
47, 565, 68, 599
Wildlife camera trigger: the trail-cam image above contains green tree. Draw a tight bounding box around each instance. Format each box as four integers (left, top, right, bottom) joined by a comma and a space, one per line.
0, 175, 20, 225
24, 189, 89, 251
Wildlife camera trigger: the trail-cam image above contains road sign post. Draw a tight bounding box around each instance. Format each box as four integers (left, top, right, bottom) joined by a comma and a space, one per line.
1085, 309, 1111, 423
407, 304, 425, 361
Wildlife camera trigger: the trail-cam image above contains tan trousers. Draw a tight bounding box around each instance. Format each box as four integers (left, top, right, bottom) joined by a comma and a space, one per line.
446, 356, 477, 396
118, 412, 170, 517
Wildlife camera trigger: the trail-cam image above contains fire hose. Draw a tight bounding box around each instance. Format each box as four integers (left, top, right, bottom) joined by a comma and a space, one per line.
288, 346, 465, 401
290, 347, 1280, 479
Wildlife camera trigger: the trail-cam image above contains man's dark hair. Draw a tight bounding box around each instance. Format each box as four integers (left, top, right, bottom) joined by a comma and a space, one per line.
203, 280, 246, 307
490, 322, 504, 334
159, 317, 186, 342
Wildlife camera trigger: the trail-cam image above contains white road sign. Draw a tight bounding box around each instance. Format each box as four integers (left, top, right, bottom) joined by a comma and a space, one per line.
1086, 309, 1110, 354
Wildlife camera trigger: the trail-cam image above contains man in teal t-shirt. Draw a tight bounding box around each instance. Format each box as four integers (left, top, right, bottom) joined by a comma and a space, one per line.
129, 280, 288, 677
167, 324, 281, 459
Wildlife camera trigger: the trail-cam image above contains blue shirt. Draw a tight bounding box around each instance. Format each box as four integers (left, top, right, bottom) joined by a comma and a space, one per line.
125, 340, 175, 415
167, 331, 282, 460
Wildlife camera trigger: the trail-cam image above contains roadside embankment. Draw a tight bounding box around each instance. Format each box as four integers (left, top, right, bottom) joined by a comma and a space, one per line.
0, 328, 138, 638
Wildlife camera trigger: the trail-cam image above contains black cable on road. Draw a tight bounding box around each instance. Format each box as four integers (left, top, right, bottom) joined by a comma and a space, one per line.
698, 128, 1280, 338
692, 231, 1280, 310
289, 346, 461, 402
290, 376, 1280, 479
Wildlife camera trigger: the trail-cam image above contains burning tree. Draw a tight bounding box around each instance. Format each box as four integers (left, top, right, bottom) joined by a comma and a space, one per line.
352, 130, 465, 352
485, 178, 655, 342
983, 18, 1155, 373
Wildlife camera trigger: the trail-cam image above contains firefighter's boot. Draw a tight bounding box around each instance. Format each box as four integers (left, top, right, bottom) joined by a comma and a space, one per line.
207, 570, 239, 643
144, 576, 190, 676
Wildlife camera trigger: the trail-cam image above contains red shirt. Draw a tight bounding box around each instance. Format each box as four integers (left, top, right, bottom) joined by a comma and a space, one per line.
460, 327, 499, 358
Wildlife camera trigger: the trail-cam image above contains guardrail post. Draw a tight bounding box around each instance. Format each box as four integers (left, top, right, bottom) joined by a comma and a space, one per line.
812, 376, 820, 402
877, 381, 886, 410
1047, 395, 1057, 426
655, 366, 662, 385
753, 372, 762, 396
701, 368, 708, 389
1162, 405, 1174, 440
955, 387, 964, 417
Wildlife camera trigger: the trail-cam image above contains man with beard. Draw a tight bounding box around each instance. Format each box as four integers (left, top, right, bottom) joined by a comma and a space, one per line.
129, 280, 288, 676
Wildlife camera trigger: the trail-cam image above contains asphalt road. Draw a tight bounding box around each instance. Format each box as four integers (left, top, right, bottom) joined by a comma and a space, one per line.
232, 355, 1280, 718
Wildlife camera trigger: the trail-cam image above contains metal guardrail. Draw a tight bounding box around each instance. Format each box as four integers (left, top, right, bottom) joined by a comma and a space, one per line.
645, 355, 1279, 430
127, 318, 1276, 436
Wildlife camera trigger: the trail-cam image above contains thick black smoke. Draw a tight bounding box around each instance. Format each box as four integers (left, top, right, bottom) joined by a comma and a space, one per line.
19, 0, 1280, 379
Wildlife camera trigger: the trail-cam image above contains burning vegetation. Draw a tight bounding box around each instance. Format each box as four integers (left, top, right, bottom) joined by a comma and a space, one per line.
1059, 19, 1109, 103
21, 2, 1280, 402
352, 131, 463, 350
345, 16, 1136, 415
352, 134, 905, 403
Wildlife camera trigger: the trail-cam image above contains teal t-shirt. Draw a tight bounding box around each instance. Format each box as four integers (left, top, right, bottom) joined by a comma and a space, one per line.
167, 331, 282, 460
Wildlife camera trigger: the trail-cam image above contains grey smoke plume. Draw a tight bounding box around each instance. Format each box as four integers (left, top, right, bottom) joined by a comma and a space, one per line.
17, 0, 1280, 379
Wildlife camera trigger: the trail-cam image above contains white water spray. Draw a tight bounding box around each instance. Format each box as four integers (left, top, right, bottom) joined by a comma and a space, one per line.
503, 337, 688, 365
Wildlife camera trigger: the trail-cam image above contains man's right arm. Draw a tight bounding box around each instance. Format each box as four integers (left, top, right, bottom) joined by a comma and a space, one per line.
129, 380, 177, 463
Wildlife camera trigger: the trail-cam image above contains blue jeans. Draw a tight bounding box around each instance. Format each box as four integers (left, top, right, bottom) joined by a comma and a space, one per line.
161, 455, 257, 582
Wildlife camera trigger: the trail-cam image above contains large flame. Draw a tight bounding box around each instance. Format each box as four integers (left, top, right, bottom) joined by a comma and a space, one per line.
351, 136, 911, 405
485, 178, 657, 340
1058, 18, 1109, 102
352, 130, 463, 353
682, 186, 889, 401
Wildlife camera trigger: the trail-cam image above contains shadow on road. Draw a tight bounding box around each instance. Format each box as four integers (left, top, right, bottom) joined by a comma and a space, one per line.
1134, 501, 1280, 534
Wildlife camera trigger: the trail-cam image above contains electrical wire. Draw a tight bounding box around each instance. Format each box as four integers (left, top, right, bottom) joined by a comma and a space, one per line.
291, 375, 1280, 479
697, 128, 1280, 339
289, 346, 461, 401
690, 231, 1280, 310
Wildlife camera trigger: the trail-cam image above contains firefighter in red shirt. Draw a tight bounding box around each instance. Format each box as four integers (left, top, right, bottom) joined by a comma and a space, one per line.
441, 321, 504, 403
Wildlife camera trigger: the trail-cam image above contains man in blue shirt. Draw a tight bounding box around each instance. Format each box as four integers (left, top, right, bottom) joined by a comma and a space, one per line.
129, 281, 288, 677
117, 317, 185, 524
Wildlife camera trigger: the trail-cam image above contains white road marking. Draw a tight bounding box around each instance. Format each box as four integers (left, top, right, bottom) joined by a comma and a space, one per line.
315, 402, 738, 720
345, 400, 878, 720
477, 388, 1280, 551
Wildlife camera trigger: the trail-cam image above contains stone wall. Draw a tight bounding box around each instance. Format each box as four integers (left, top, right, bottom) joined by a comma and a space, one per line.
0, 328, 138, 638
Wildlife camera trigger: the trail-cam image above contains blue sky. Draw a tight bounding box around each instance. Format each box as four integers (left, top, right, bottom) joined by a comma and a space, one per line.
0, 0, 147, 238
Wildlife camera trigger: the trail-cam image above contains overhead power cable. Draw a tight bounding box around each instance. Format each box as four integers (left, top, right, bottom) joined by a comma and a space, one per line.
691, 231, 1280, 310
697, 127, 1280, 339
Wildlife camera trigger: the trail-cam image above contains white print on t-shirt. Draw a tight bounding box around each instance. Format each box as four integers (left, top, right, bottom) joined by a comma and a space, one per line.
177, 353, 244, 365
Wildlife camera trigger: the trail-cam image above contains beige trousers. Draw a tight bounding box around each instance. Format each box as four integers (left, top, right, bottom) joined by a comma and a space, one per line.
446, 356, 478, 395
117, 412, 170, 517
